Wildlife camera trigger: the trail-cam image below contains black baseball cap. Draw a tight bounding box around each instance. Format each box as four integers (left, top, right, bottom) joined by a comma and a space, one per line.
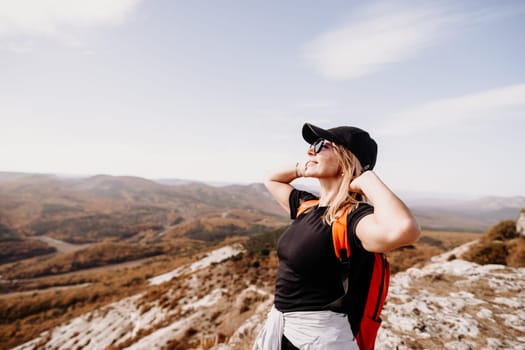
302, 122, 377, 171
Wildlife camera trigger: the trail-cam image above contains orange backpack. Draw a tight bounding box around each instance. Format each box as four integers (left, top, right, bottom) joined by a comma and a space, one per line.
297, 200, 390, 350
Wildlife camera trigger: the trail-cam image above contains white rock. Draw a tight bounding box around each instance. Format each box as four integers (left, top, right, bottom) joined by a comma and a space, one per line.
501, 312, 525, 332
482, 337, 503, 350
149, 244, 244, 285
493, 296, 522, 308
476, 308, 493, 319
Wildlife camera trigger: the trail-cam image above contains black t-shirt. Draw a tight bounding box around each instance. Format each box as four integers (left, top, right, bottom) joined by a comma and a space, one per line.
274, 189, 374, 314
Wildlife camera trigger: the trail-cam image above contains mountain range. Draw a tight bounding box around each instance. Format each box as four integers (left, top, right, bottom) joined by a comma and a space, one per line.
1, 172, 522, 241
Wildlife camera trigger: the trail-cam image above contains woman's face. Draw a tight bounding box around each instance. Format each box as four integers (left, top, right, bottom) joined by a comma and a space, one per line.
304, 139, 341, 179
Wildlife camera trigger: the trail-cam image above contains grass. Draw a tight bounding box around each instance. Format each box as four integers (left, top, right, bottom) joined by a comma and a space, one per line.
463, 220, 525, 267
386, 230, 481, 274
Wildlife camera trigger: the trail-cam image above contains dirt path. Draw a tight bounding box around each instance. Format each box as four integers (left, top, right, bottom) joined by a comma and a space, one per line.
1, 259, 150, 299
19, 258, 149, 283
31, 235, 93, 253
0, 283, 91, 299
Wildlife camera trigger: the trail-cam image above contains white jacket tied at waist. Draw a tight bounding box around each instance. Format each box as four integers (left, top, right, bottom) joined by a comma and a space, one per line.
253, 305, 359, 350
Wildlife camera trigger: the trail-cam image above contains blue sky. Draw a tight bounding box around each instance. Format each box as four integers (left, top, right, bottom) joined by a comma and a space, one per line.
1, 0, 524, 197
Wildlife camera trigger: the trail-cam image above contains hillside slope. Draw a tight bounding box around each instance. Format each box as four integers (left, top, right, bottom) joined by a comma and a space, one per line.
0, 173, 289, 266
10, 244, 273, 350
10, 242, 525, 350
230, 242, 525, 350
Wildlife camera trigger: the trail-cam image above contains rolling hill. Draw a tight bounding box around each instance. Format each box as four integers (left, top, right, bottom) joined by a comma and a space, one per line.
1, 171, 523, 263
0, 172, 288, 266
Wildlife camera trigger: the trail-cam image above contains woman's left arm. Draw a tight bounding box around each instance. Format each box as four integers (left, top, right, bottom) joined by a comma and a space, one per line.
350, 171, 421, 253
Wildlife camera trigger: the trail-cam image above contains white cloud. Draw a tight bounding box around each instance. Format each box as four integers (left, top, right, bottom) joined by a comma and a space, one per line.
0, 0, 142, 47
377, 83, 525, 135
301, 2, 518, 80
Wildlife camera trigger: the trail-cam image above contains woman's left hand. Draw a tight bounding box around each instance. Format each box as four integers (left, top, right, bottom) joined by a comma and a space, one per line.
348, 170, 372, 194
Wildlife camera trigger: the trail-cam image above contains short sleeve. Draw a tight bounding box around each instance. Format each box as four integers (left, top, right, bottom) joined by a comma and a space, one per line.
347, 203, 374, 252
289, 189, 318, 220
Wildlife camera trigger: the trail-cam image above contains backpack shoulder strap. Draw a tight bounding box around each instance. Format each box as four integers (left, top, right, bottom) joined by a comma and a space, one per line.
324, 205, 354, 311
296, 199, 319, 217
332, 205, 353, 264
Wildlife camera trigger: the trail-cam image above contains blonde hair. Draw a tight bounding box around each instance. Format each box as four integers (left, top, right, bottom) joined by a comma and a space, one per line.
323, 144, 365, 225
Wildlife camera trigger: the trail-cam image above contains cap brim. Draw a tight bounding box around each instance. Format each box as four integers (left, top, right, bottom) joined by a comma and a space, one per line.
302, 123, 337, 144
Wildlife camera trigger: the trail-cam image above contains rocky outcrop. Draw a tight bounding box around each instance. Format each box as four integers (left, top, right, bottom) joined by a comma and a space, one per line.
229, 241, 525, 350
517, 209, 525, 237
11, 242, 525, 350
12, 244, 261, 350
377, 255, 525, 349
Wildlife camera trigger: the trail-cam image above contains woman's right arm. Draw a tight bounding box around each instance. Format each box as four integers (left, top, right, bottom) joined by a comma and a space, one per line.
264, 162, 304, 214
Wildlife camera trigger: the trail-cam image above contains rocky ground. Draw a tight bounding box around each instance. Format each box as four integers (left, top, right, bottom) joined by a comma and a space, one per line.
11, 241, 525, 350
222, 241, 525, 350
375, 241, 525, 350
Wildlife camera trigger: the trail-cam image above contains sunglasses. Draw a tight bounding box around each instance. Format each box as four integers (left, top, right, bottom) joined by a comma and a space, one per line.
311, 139, 332, 154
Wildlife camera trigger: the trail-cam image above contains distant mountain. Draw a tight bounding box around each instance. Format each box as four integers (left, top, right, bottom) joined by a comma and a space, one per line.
0, 172, 32, 182
1, 171, 522, 236
407, 195, 524, 232
153, 178, 199, 186
154, 178, 232, 187
462, 196, 525, 211
0, 173, 288, 250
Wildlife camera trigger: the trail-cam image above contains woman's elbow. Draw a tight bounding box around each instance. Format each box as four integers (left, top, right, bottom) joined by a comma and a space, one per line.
397, 218, 421, 245
365, 218, 421, 253
388, 218, 421, 249
263, 175, 279, 191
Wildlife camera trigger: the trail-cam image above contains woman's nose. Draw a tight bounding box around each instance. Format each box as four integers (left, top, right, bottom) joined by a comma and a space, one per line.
307, 146, 315, 156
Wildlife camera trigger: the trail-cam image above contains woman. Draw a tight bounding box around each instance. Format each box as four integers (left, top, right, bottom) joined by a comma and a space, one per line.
253, 123, 420, 350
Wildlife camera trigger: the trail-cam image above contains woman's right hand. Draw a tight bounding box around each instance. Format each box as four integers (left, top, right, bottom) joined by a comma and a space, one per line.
264, 163, 303, 213
296, 160, 308, 178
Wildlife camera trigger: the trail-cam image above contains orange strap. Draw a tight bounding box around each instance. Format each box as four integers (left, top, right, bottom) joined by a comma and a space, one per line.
296, 199, 320, 217
332, 206, 352, 261
297, 200, 353, 261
